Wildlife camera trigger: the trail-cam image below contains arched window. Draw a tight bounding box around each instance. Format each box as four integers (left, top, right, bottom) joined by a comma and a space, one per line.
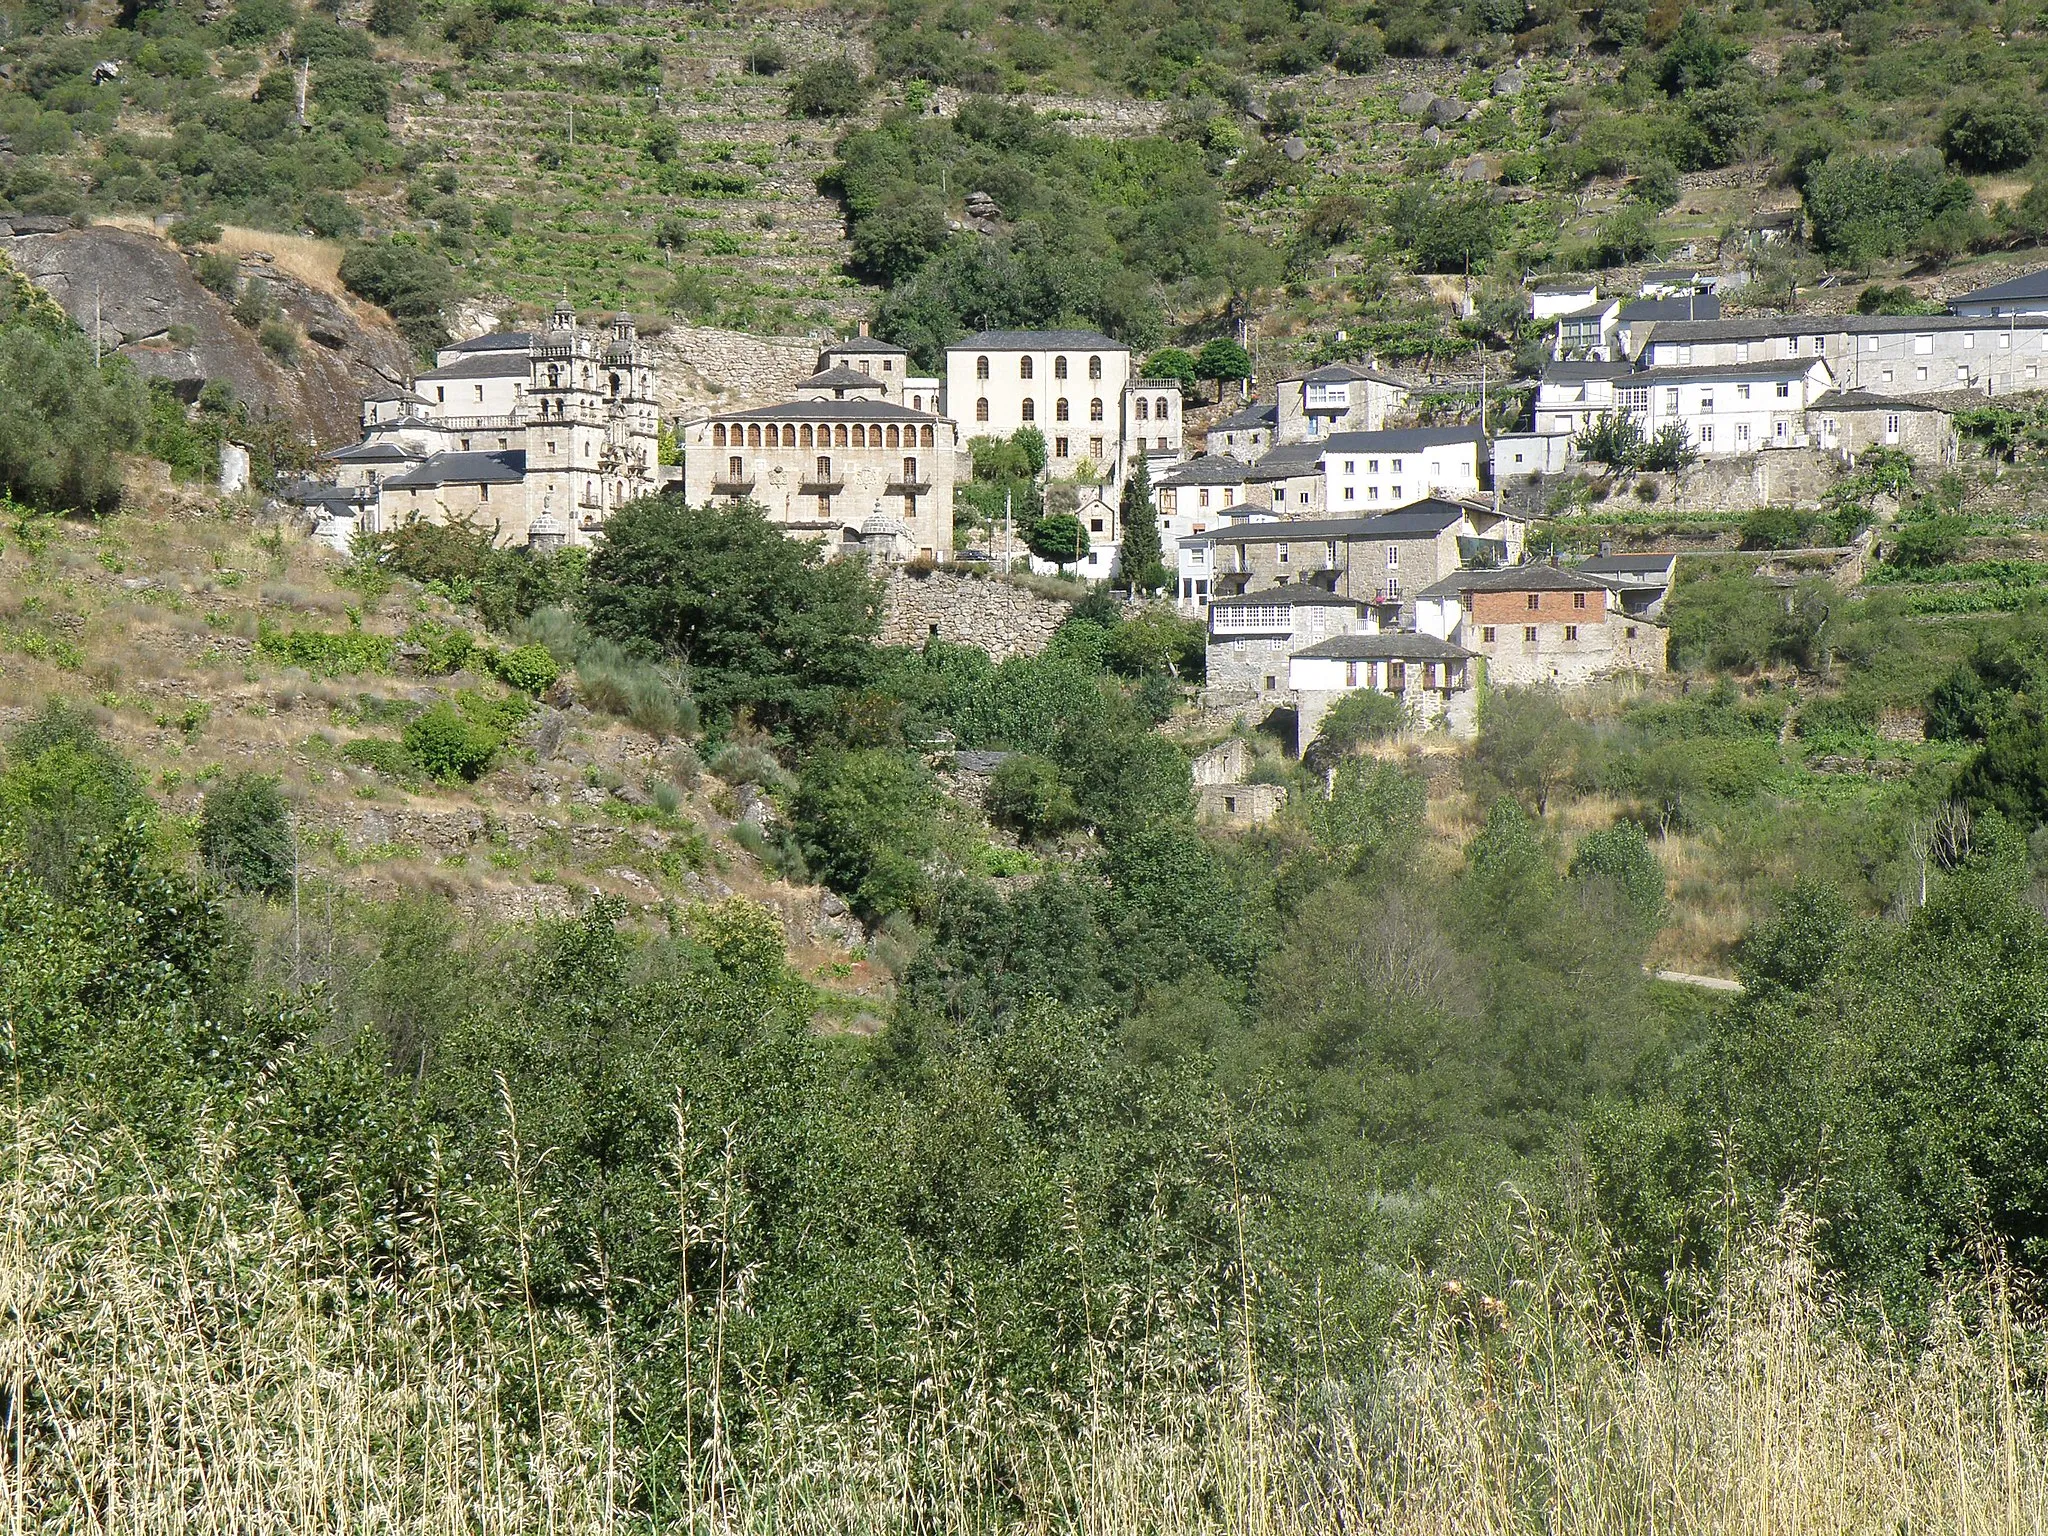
887, 425, 900, 447
1089, 398, 1103, 421
1055, 398, 1069, 422
747, 424, 762, 446
1021, 399, 1035, 422
976, 398, 989, 421
783, 425, 798, 446
1054, 356, 1068, 379
835, 425, 849, 446
547, 364, 561, 387
976, 355, 990, 380
1088, 356, 1102, 380
609, 372, 621, 398
1019, 356, 1033, 380
920, 425, 934, 446
801, 424, 814, 446
1156, 396, 1169, 416
713, 424, 727, 446
1135, 399, 1149, 421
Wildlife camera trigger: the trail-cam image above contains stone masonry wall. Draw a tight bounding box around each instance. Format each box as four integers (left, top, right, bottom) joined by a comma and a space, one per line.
881, 569, 1073, 661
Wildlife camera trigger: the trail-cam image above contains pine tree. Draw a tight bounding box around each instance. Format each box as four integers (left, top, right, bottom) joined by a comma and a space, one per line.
1117, 456, 1165, 593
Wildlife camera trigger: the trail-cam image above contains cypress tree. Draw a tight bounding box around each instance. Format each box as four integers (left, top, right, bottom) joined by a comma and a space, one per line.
1117, 456, 1164, 593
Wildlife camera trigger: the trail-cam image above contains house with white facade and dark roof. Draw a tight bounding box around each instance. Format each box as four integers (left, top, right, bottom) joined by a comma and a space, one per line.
1289, 631, 1481, 741
941, 329, 1154, 489
1317, 425, 1486, 512
1950, 267, 2048, 318
1275, 361, 1412, 442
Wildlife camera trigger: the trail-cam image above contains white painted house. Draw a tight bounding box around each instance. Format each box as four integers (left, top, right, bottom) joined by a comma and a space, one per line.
1318, 426, 1486, 512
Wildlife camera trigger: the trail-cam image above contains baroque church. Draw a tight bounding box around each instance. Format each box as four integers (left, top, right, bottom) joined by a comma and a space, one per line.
294, 303, 665, 550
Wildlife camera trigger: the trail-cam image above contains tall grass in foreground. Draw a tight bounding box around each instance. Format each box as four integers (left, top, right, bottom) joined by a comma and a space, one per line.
3, 1096, 2046, 1534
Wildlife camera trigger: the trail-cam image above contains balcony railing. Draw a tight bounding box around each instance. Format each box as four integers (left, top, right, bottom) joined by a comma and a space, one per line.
712, 478, 755, 496
432, 414, 522, 431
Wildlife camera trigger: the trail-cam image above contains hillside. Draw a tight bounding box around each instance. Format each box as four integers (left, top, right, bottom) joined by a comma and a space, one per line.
10, 0, 2048, 381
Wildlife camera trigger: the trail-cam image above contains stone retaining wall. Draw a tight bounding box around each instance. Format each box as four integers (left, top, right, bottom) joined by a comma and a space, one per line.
880, 569, 1073, 661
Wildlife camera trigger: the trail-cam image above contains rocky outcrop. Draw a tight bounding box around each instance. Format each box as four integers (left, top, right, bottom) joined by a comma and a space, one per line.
1, 223, 412, 444
880, 568, 1074, 662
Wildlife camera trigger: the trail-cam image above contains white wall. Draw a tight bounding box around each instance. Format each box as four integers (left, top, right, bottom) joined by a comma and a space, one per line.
944, 341, 1134, 486
1322, 440, 1481, 511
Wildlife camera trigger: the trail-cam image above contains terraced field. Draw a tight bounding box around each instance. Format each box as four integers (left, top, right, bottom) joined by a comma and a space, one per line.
379, 3, 871, 326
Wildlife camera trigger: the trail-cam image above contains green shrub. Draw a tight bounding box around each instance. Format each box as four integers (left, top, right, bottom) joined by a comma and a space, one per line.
337, 239, 458, 354
341, 736, 416, 781
401, 619, 476, 674
1568, 820, 1665, 926
1739, 506, 1817, 551
985, 753, 1080, 840
1888, 515, 1968, 570
0, 700, 148, 898
200, 773, 294, 896
402, 702, 499, 782
787, 58, 868, 118
492, 643, 560, 695
256, 623, 397, 677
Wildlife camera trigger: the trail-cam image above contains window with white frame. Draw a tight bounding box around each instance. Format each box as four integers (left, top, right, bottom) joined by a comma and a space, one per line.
1914, 335, 1933, 354
1776, 381, 1792, 398
1385, 545, 1398, 568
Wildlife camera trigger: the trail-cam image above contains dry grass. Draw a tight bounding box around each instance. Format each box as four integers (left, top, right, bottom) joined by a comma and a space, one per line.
3, 1098, 2044, 1535
96, 216, 348, 296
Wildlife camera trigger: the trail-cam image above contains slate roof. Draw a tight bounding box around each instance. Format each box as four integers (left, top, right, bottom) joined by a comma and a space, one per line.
1212, 402, 1278, 431
416, 353, 533, 382
1953, 268, 2048, 305
1635, 357, 1832, 382
1416, 564, 1609, 599
325, 440, 423, 463
382, 450, 527, 488
950, 329, 1129, 351
1541, 360, 1638, 383
1210, 581, 1365, 609
1159, 456, 1254, 486
799, 364, 887, 391
1321, 426, 1487, 453
1649, 313, 2048, 343
1816, 388, 1956, 413
1292, 361, 1410, 387
1294, 632, 1475, 662
1619, 295, 1723, 324
1198, 501, 1471, 544
363, 384, 433, 404
1246, 443, 1328, 479
822, 337, 911, 356
1576, 553, 1678, 577
704, 400, 942, 423
445, 331, 533, 353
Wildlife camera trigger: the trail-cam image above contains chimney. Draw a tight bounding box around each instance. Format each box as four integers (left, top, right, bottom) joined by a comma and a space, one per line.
1598, 537, 1613, 557
858, 319, 870, 338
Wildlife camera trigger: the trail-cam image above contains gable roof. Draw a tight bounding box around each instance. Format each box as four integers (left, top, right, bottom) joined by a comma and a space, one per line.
1575, 552, 1678, 577
1953, 268, 2048, 306
1417, 564, 1609, 599
1293, 361, 1411, 387
1635, 357, 1832, 383
1159, 456, 1254, 486
1620, 295, 1723, 324
1816, 388, 1957, 414
445, 331, 532, 354
1199, 500, 1471, 544
1294, 632, 1475, 662
364, 384, 433, 404
382, 449, 527, 489
705, 399, 942, 423
1542, 360, 1637, 384
416, 353, 532, 382
1212, 402, 1278, 431
949, 329, 1129, 352
1210, 581, 1364, 610
1246, 443, 1328, 480
1321, 425, 1486, 454
325, 440, 425, 463
1650, 313, 2048, 344
799, 364, 887, 391
822, 337, 911, 356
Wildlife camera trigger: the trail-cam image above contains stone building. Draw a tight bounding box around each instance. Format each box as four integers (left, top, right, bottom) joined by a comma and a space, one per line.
683, 347, 957, 559
1809, 390, 1957, 464
1275, 362, 1412, 442
1191, 499, 1527, 623
1207, 402, 1277, 460
1205, 581, 1380, 696
297, 304, 662, 549
942, 329, 1175, 491
1414, 565, 1666, 687
1290, 632, 1480, 742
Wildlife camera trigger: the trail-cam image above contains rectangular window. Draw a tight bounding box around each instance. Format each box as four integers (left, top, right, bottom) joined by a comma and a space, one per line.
475, 385, 485, 402
1701, 425, 1714, 445
728, 456, 742, 478
1736, 424, 1751, 444
1866, 337, 1879, 352
1481, 626, 1495, 642
1199, 489, 1210, 507
1736, 343, 1750, 363
479, 483, 489, 501
1882, 366, 1895, 383
1737, 384, 1751, 400
1391, 487, 1402, 502
1056, 437, 1070, 456
1572, 591, 1587, 610
1965, 333, 1977, 349
1701, 395, 1714, 414
1565, 624, 1579, 641
1326, 541, 1338, 564
2000, 334, 2012, 349
1386, 545, 1399, 569
1091, 437, 1104, 458
1916, 365, 1929, 382
1776, 382, 1792, 398
1775, 421, 1788, 441
1369, 486, 1381, 501
1627, 626, 1638, 638
1958, 365, 1970, 381
1665, 388, 1679, 413
1886, 414, 1901, 437
1391, 458, 1404, 472
1368, 459, 1380, 473
1387, 661, 1406, 690
1344, 460, 1355, 473
1344, 486, 1356, 501
1278, 544, 1290, 566
1421, 662, 1437, 689
1223, 487, 1235, 506
1345, 661, 1358, 686
1523, 625, 1537, 642
1526, 593, 1540, 610
1914, 334, 1933, 354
